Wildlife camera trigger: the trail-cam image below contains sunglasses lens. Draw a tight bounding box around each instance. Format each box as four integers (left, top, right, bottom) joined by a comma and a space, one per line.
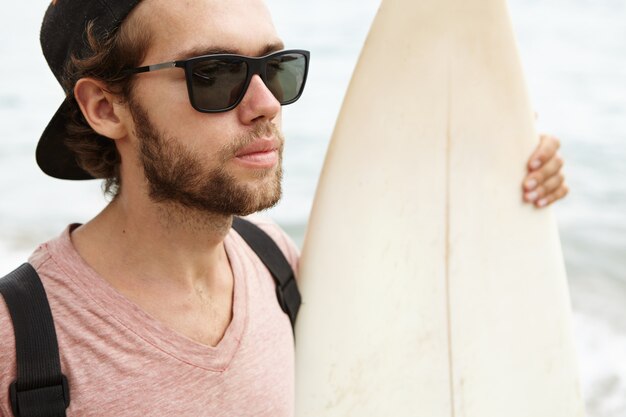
265, 52, 307, 104
187, 51, 308, 112
189, 58, 248, 111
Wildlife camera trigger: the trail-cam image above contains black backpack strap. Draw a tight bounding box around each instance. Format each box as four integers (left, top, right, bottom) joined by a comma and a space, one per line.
0, 263, 70, 417
232, 217, 301, 330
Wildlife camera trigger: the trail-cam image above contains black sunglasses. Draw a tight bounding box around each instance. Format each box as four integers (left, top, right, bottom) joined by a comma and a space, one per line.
125, 49, 310, 113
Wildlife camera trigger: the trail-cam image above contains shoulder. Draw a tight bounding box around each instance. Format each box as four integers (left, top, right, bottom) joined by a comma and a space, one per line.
0, 280, 16, 353
0, 228, 71, 375
0, 241, 57, 359
0, 269, 18, 417
234, 215, 300, 273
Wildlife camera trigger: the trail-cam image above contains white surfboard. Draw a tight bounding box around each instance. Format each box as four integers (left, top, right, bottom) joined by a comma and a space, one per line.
295, 0, 586, 416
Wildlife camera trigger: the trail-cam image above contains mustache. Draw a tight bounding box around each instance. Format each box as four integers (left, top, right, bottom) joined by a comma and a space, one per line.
220, 123, 284, 162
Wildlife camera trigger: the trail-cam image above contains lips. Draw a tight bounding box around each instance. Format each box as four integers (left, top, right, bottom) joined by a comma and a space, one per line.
234, 138, 281, 168
235, 138, 279, 157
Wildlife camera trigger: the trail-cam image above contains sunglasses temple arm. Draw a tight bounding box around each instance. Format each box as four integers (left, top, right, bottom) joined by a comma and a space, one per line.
125, 61, 179, 75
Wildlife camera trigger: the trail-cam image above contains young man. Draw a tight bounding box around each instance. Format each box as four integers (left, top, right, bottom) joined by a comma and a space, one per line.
0, 0, 568, 416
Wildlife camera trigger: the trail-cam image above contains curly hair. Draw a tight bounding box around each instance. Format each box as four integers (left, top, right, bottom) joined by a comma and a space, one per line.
62, 14, 152, 196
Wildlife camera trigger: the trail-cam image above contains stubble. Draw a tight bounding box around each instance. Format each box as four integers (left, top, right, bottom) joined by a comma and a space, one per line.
129, 100, 284, 219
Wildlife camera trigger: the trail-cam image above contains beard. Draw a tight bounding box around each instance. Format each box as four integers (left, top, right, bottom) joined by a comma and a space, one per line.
128, 100, 284, 216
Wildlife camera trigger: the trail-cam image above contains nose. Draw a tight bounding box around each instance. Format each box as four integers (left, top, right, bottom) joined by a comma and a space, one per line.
237, 74, 281, 125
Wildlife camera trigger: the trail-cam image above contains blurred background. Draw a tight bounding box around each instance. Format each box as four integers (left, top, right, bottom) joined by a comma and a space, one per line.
0, 0, 624, 415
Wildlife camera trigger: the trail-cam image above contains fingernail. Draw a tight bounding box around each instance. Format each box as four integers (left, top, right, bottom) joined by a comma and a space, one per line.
537, 198, 548, 207
530, 159, 541, 170
526, 191, 539, 202
526, 179, 537, 190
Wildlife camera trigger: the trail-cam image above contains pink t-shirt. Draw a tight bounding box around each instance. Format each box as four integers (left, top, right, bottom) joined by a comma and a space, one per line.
0, 218, 299, 416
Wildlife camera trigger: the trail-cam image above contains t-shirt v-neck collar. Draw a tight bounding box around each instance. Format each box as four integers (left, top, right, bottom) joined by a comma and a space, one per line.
49, 225, 248, 372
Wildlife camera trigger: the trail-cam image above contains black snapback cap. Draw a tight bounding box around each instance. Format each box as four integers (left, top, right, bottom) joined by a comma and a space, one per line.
36, 0, 142, 180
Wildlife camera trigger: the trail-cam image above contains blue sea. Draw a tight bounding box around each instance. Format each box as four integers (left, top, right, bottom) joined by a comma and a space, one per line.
1, 0, 625, 415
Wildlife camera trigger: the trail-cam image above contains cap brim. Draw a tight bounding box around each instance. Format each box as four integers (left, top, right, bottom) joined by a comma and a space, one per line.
36, 99, 95, 180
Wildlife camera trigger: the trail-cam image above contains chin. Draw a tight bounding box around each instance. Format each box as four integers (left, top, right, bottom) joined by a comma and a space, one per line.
235, 178, 283, 215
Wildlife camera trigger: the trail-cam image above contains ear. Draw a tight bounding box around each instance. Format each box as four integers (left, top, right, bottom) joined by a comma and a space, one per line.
74, 78, 129, 140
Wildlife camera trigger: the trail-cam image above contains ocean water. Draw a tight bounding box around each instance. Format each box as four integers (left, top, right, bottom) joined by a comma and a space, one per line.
1, 0, 625, 415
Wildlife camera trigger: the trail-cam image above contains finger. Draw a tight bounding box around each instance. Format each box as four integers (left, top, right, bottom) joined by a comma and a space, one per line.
525, 151, 564, 190
528, 134, 561, 171
524, 173, 565, 203
535, 183, 570, 208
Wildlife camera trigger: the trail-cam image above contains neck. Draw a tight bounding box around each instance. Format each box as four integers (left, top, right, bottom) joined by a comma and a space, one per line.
71, 188, 234, 293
